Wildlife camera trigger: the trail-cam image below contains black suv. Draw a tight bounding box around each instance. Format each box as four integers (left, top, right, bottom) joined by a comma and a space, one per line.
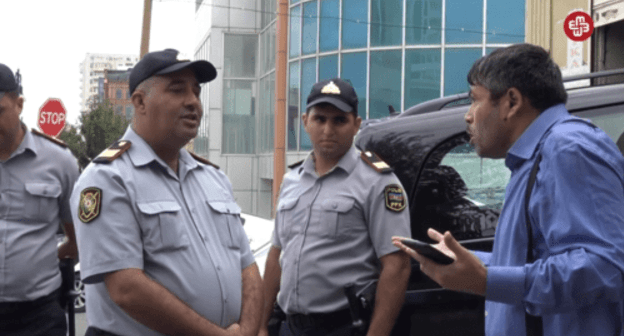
354, 70, 624, 336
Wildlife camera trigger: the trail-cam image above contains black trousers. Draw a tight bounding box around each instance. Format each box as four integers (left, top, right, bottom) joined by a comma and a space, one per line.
0, 289, 66, 336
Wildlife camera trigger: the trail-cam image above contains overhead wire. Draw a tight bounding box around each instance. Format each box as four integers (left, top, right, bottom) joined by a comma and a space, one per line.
156, 0, 526, 38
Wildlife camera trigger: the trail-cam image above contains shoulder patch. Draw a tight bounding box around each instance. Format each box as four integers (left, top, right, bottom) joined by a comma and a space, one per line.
92, 140, 131, 164
189, 152, 220, 170
288, 160, 304, 169
361, 151, 393, 173
79, 187, 102, 223
31, 128, 68, 148
384, 184, 406, 212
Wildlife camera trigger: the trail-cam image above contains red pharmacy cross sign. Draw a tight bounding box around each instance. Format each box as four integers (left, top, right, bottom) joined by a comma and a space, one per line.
38, 98, 67, 137
564, 11, 594, 42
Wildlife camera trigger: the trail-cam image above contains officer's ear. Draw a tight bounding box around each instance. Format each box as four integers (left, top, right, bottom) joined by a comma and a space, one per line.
131, 90, 148, 117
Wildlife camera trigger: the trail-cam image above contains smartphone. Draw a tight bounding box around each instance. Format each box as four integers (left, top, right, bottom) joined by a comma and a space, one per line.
399, 238, 455, 265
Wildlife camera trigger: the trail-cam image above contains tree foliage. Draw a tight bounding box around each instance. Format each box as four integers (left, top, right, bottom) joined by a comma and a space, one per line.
59, 100, 130, 169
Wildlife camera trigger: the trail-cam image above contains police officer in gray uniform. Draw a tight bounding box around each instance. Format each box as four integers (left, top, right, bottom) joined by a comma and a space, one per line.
71, 49, 263, 336
0, 63, 79, 336
260, 78, 412, 336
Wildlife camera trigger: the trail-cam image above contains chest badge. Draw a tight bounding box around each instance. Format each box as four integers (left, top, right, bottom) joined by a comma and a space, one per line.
384, 184, 406, 212
79, 187, 102, 223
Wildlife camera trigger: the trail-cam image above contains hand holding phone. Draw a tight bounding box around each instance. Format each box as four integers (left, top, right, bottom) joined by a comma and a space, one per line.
399, 238, 455, 265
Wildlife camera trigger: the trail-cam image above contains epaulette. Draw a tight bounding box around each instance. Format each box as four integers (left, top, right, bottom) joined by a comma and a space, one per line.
31, 128, 68, 148
288, 160, 304, 169
361, 151, 393, 173
92, 140, 132, 164
189, 152, 220, 170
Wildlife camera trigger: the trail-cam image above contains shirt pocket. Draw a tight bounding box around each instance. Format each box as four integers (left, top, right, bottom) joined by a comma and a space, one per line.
207, 201, 243, 249
277, 198, 302, 241
137, 201, 189, 253
24, 182, 62, 222
320, 198, 359, 239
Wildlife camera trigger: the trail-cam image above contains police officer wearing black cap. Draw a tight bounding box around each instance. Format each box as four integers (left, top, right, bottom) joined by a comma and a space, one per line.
260, 78, 412, 336
71, 49, 263, 336
0, 63, 80, 336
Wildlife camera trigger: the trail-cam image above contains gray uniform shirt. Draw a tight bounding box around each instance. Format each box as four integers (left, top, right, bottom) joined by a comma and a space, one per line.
0, 126, 79, 301
273, 146, 411, 314
71, 127, 255, 336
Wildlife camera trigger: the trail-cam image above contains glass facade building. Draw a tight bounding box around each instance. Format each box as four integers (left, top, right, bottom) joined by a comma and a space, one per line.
194, 0, 526, 218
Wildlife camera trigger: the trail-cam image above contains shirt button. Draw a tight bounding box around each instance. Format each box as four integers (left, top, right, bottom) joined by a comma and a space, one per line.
216, 266, 221, 271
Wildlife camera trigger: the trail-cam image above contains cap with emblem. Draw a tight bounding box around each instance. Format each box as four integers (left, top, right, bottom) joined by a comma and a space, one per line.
129, 48, 217, 94
306, 77, 358, 114
0, 63, 19, 101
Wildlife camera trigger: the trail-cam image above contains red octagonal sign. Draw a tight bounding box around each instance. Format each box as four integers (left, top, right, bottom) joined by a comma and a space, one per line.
38, 98, 67, 137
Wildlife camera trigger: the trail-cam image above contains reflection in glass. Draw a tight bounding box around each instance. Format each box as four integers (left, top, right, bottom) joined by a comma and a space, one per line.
320, 0, 339, 52
288, 62, 300, 150
404, 49, 441, 109
370, 50, 401, 119
342, 0, 367, 49
406, 0, 442, 45
258, 74, 275, 153
300, 58, 316, 150
487, 0, 524, 44
319, 55, 338, 81
290, 6, 301, 58
261, 24, 276, 74
445, 0, 483, 44
223, 80, 256, 154
371, 0, 402, 47
302, 1, 318, 55
224, 35, 257, 78
444, 48, 482, 96
340, 52, 367, 119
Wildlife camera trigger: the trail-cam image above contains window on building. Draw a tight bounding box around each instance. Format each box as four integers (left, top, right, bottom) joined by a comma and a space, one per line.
258, 72, 275, 153
302, 0, 318, 55
320, 0, 339, 52
487, 0, 525, 44
222, 80, 256, 154
290, 5, 301, 58
406, 0, 442, 45
371, 0, 402, 47
319, 55, 338, 81
125, 105, 134, 120
342, 0, 368, 49
115, 105, 123, 115
404, 49, 441, 109
444, 48, 482, 95
224, 35, 258, 78
340, 52, 367, 119
299, 57, 316, 150
370, 50, 401, 119
261, 23, 276, 75
116, 89, 122, 99
445, 0, 483, 44
288, 61, 300, 150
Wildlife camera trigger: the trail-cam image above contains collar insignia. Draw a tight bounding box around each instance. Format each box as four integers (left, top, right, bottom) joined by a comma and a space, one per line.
321, 81, 341, 95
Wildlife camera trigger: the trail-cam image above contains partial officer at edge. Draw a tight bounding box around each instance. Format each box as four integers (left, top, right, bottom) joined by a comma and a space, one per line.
71, 49, 263, 336
0, 63, 79, 336
260, 78, 412, 336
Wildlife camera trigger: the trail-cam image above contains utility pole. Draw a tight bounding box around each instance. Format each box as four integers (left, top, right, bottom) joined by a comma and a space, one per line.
272, 0, 289, 217
140, 0, 153, 58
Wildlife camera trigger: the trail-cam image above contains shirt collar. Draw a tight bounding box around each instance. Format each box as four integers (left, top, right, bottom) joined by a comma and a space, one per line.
302, 146, 358, 177
124, 126, 197, 172
506, 104, 569, 168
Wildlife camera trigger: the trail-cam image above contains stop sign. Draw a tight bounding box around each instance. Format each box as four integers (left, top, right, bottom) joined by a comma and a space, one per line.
38, 98, 67, 137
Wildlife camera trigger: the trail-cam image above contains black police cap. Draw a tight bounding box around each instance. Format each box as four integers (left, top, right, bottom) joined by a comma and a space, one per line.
0, 63, 19, 100
129, 49, 217, 94
306, 78, 358, 114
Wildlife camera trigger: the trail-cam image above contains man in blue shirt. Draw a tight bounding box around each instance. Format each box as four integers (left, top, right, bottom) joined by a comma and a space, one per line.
394, 43, 624, 335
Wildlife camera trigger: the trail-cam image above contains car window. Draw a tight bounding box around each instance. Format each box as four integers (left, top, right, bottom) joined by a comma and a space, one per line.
575, 104, 624, 155
410, 134, 508, 242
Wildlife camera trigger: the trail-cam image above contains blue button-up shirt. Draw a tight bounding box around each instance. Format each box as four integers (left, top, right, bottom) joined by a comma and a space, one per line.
474, 104, 624, 336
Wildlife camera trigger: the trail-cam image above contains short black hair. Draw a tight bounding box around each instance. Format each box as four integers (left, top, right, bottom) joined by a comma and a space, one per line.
467, 43, 567, 112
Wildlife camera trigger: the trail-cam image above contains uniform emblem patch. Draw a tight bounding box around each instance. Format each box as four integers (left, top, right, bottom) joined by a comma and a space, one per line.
384, 184, 406, 212
79, 187, 102, 223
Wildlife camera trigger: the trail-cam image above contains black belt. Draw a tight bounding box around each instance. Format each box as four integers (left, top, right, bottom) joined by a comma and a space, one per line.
287, 308, 352, 330
85, 327, 122, 336
0, 288, 61, 314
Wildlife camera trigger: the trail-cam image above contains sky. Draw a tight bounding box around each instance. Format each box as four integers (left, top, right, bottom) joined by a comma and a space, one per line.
0, 0, 196, 129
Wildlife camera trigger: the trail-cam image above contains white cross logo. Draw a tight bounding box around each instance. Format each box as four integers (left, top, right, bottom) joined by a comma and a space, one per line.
569, 15, 590, 37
